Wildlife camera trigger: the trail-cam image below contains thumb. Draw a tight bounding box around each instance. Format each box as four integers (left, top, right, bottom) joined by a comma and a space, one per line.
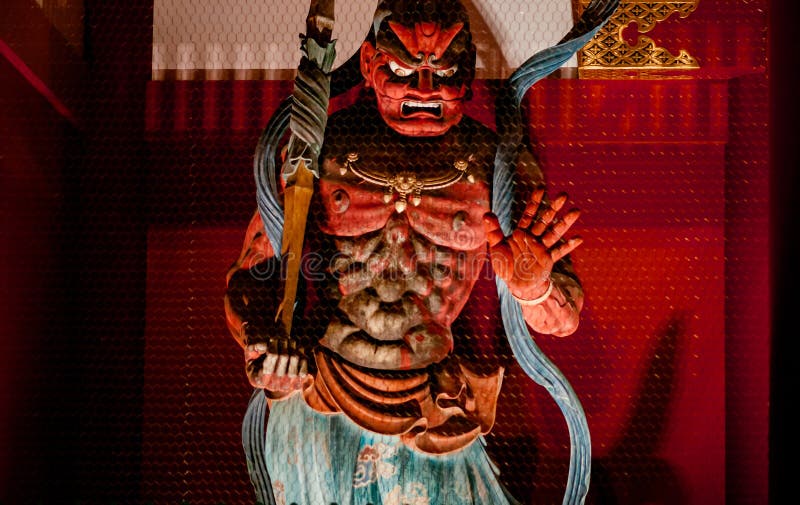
483, 213, 506, 248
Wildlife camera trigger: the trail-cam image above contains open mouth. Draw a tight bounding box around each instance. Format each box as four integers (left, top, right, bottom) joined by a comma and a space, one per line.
401, 100, 443, 118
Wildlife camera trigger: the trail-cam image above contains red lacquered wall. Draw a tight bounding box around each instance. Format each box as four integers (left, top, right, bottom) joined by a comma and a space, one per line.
141, 0, 770, 496
1, 0, 773, 502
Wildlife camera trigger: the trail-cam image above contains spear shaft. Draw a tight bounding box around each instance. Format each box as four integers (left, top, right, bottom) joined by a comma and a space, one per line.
277, 0, 336, 335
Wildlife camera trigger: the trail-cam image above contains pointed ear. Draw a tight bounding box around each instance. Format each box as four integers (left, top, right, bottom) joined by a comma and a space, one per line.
360, 41, 377, 88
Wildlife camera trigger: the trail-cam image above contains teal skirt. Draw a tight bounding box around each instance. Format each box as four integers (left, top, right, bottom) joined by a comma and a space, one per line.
264, 393, 516, 505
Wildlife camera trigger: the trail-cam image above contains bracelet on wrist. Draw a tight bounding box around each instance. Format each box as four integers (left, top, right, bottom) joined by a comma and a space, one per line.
513, 277, 554, 306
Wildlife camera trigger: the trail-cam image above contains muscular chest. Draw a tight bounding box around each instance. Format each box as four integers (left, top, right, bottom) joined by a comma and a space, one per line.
315, 154, 491, 251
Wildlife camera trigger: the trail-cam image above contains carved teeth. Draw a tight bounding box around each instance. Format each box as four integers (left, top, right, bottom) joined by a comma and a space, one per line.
405, 100, 439, 109
401, 100, 442, 118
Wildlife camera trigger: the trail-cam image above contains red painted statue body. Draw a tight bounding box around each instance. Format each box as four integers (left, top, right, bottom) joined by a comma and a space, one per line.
315, 109, 492, 371
225, 9, 585, 455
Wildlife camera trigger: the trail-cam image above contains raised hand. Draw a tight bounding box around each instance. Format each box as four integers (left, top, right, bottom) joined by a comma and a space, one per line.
483, 188, 582, 302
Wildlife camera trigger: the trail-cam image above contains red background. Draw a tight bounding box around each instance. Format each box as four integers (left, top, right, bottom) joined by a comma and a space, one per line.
1, 0, 789, 503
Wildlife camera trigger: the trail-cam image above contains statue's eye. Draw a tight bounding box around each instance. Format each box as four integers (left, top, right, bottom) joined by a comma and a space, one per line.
388, 60, 413, 77
434, 64, 458, 78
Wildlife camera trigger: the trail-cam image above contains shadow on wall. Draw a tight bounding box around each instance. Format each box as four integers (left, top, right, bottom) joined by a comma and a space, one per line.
493, 311, 690, 504
588, 312, 688, 505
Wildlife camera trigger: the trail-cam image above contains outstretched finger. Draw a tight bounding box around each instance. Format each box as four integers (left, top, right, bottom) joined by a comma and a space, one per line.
518, 188, 545, 229
532, 193, 568, 236
551, 236, 584, 262
531, 205, 558, 236
542, 208, 581, 248
550, 193, 568, 213
483, 213, 507, 247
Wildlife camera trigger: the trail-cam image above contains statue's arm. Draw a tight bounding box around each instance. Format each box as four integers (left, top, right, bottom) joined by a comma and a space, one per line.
487, 147, 585, 337
224, 210, 276, 349
224, 212, 309, 395
519, 260, 584, 337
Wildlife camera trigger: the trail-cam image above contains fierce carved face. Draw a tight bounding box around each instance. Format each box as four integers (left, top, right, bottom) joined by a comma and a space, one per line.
360, 19, 475, 137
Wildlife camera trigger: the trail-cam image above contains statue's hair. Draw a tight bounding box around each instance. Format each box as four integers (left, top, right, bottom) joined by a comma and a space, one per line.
332, 0, 472, 96
371, 0, 470, 38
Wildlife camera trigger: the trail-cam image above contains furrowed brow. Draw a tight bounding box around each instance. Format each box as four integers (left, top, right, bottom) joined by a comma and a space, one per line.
376, 34, 420, 66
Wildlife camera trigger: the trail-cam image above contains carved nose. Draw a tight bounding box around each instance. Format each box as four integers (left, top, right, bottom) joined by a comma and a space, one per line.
415, 68, 434, 91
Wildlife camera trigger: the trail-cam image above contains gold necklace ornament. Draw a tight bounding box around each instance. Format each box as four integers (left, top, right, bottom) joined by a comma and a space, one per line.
339, 152, 475, 213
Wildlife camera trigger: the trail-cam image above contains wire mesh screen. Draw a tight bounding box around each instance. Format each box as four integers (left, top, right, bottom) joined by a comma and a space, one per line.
0, 0, 769, 503
152, 0, 577, 79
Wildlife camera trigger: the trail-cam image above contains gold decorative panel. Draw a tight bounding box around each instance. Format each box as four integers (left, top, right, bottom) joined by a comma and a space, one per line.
577, 1, 700, 70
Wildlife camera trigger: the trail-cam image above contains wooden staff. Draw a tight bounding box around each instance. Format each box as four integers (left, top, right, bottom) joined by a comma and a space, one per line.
276, 0, 336, 335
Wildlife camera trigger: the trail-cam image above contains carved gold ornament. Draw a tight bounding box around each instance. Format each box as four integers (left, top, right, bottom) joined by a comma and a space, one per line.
339, 152, 475, 213
578, 0, 700, 70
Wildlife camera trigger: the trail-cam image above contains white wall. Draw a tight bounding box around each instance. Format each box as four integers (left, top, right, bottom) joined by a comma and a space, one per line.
152, 0, 577, 78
